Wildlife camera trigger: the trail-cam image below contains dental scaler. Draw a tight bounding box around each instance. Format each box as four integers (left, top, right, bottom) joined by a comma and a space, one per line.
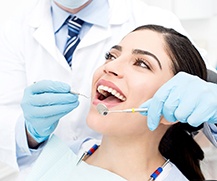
96, 103, 148, 116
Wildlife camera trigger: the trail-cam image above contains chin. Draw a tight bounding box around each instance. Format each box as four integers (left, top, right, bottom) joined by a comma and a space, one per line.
86, 110, 101, 130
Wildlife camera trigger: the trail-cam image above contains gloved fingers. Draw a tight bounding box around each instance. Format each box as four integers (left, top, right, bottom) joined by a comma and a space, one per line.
146, 97, 164, 131
162, 107, 177, 123
173, 101, 195, 124
185, 102, 217, 126
144, 73, 189, 130
35, 121, 59, 137
147, 107, 162, 131
161, 88, 180, 123
27, 92, 78, 106
173, 72, 194, 84
145, 84, 175, 131
139, 99, 152, 116
140, 88, 172, 131
29, 111, 70, 133
174, 92, 217, 126
173, 88, 211, 124
27, 80, 71, 94
27, 102, 79, 119
139, 99, 161, 131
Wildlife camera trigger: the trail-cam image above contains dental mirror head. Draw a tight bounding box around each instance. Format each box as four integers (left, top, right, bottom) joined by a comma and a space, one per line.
96, 103, 109, 116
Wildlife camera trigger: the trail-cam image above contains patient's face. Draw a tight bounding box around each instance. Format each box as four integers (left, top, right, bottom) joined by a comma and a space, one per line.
87, 29, 174, 136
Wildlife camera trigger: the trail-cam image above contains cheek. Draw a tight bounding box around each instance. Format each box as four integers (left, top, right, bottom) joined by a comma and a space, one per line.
132, 72, 173, 103
91, 67, 104, 92
92, 69, 101, 84
93, 64, 105, 79
130, 80, 162, 104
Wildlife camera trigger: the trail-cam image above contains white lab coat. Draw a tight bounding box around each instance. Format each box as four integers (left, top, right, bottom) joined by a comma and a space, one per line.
0, 0, 208, 170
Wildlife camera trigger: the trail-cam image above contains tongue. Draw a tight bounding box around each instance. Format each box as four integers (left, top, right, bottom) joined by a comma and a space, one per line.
103, 95, 122, 104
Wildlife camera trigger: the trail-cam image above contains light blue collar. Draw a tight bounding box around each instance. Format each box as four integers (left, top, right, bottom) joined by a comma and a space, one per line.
51, 0, 109, 33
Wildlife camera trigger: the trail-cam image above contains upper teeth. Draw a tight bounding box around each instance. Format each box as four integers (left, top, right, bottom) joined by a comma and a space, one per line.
97, 85, 126, 101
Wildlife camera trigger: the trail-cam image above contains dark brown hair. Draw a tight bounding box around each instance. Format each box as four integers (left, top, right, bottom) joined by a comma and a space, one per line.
133, 25, 207, 180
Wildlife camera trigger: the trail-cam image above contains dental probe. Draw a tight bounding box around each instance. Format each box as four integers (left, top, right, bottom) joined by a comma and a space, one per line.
70, 90, 89, 98
32, 82, 89, 98
97, 103, 148, 116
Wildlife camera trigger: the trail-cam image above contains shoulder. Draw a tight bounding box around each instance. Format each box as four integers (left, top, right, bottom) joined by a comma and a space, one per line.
117, 0, 188, 36
0, 0, 50, 37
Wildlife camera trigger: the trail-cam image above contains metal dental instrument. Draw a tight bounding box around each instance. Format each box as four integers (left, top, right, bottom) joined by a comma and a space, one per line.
70, 90, 89, 98
97, 103, 148, 116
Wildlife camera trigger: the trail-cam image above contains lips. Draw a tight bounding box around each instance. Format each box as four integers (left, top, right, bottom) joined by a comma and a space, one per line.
93, 79, 126, 107
97, 85, 126, 101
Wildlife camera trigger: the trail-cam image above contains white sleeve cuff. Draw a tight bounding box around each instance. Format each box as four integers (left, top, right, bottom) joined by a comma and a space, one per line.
15, 115, 31, 158
203, 123, 217, 147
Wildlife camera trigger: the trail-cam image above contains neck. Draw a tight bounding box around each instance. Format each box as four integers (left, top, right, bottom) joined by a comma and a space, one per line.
86, 128, 167, 181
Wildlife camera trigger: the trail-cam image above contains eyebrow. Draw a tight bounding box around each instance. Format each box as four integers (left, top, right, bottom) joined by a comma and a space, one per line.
111, 45, 122, 51
133, 49, 162, 69
111, 45, 162, 69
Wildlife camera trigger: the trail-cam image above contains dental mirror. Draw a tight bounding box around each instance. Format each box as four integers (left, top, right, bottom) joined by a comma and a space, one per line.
96, 103, 148, 116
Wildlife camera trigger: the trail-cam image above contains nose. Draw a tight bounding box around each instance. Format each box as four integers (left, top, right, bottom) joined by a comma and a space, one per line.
103, 58, 125, 78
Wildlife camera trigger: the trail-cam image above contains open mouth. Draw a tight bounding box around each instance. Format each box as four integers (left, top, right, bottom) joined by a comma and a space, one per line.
97, 85, 126, 103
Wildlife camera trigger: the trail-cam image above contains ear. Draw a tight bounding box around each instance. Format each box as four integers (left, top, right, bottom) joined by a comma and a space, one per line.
160, 116, 178, 126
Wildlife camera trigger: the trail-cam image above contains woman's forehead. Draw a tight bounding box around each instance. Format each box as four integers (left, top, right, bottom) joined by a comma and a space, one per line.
119, 30, 165, 50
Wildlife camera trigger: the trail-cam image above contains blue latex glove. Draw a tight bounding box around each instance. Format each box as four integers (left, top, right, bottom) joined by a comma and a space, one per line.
139, 72, 217, 131
21, 80, 79, 143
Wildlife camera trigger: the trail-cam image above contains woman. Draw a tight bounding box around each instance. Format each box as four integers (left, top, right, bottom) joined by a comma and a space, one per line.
26, 25, 206, 181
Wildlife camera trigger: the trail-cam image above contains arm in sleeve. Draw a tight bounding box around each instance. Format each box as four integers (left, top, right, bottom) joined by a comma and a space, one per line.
203, 123, 217, 147
0, 20, 28, 170
16, 115, 47, 170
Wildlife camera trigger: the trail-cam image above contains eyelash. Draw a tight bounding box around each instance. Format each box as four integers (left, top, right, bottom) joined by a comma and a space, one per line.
105, 52, 116, 60
105, 52, 150, 70
134, 58, 150, 69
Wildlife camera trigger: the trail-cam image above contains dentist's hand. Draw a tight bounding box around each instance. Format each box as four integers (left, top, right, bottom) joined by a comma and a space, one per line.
21, 80, 79, 144
139, 72, 217, 131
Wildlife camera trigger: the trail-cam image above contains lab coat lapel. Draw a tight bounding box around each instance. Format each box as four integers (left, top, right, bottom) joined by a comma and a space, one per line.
28, 0, 70, 71
32, 17, 58, 59
78, 25, 111, 49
